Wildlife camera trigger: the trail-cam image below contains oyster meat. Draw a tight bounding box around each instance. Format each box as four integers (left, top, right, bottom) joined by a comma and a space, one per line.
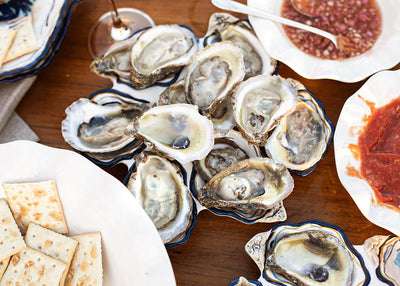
232, 75, 298, 145
129, 104, 214, 163
130, 25, 198, 89
127, 153, 193, 244
265, 101, 329, 171
62, 98, 150, 153
194, 137, 249, 182
218, 24, 276, 79
265, 230, 354, 286
184, 41, 245, 113
198, 157, 294, 211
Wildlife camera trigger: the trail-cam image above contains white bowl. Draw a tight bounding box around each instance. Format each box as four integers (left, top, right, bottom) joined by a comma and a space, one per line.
247, 0, 400, 82
334, 69, 400, 236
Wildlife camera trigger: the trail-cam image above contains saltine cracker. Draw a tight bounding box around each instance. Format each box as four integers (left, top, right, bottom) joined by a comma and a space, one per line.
0, 29, 16, 68
0, 247, 66, 285
4, 15, 39, 63
25, 223, 78, 286
3, 180, 68, 234
0, 200, 25, 261
65, 232, 103, 286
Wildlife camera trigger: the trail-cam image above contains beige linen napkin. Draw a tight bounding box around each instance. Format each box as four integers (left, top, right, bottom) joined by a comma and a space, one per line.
0, 76, 39, 143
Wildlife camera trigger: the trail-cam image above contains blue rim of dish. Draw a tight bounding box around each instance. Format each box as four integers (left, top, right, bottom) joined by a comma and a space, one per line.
228, 277, 263, 286
202, 18, 280, 76
0, 0, 33, 21
73, 88, 149, 167
189, 163, 280, 224
259, 88, 335, 177
122, 156, 198, 249
107, 24, 199, 90
376, 235, 398, 286
0, 0, 82, 83
261, 220, 371, 286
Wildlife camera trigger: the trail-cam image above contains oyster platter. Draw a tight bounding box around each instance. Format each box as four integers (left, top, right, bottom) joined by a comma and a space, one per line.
61, 13, 335, 248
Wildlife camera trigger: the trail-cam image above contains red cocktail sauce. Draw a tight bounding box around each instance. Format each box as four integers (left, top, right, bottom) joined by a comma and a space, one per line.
358, 97, 400, 209
281, 0, 382, 60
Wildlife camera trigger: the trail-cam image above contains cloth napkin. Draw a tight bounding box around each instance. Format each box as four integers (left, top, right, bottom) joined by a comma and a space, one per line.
0, 76, 39, 143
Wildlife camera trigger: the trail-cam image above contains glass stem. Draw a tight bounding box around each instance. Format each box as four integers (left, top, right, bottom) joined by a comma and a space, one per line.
109, 0, 124, 28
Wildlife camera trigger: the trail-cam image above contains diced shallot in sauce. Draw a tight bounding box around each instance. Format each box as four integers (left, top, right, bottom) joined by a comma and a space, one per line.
281, 0, 382, 60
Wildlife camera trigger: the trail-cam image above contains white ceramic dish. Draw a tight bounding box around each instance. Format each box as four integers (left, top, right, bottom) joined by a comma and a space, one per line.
247, 0, 400, 82
0, 140, 176, 286
0, 0, 77, 83
334, 69, 400, 236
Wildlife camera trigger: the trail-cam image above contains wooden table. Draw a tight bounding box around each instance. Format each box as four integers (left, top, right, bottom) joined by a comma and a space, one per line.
16, 0, 397, 284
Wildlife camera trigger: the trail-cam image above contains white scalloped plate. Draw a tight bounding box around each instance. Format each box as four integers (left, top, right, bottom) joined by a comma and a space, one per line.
247, 0, 400, 82
0, 140, 176, 286
334, 69, 400, 236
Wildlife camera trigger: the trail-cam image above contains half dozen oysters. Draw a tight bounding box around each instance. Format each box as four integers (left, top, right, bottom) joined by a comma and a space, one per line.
62, 13, 333, 253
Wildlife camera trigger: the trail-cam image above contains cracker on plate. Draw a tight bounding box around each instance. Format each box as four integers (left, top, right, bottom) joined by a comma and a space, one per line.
3, 180, 68, 234
0, 199, 25, 261
65, 232, 103, 286
0, 29, 16, 68
0, 247, 67, 286
25, 223, 78, 286
4, 15, 39, 63
0, 257, 10, 281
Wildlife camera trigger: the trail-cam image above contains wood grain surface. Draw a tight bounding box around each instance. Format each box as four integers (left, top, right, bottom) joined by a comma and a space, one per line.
15, 0, 398, 285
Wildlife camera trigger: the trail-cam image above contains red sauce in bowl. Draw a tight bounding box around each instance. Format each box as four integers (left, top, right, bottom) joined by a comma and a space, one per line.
358, 98, 400, 208
281, 0, 382, 60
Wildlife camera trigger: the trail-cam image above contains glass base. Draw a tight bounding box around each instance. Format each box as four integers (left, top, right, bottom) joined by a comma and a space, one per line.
88, 8, 155, 59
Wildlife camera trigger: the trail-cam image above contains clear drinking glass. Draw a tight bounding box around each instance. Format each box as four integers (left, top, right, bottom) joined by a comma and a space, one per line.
88, 0, 155, 59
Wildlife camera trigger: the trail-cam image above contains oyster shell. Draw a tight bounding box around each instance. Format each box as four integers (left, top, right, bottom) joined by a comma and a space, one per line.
208, 95, 236, 135
265, 101, 329, 172
184, 41, 246, 113
265, 230, 354, 286
218, 24, 276, 80
194, 137, 249, 182
62, 98, 151, 153
90, 36, 136, 83
232, 75, 298, 145
129, 104, 214, 163
130, 25, 198, 89
197, 157, 294, 211
158, 79, 188, 105
126, 152, 193, 244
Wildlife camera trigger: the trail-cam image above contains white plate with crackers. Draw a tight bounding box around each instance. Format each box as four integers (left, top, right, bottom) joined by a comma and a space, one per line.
0, 0, 79, 83
0, 140, 176, 285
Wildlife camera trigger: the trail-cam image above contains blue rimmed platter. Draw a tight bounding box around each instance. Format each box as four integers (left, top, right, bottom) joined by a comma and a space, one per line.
0, 0, 80, 83
0, 0, 34, 21
244, 220, 371, 286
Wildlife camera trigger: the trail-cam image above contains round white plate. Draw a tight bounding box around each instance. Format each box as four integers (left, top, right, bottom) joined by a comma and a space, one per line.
0, 140, 176, 286
334, 69, 400, 236
247, 0, 400, 82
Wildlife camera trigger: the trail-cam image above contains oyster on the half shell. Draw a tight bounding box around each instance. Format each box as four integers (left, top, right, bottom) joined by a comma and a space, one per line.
197, 157, 294, 211
217, 24, 276, 80
158, 79, 188, 105
265, 101, 329, 171
128, 104, 214, 164
91, 25, 198, 89
265, 230, 354, 286
194, 137, 249, 182
126, 152, 193, 244
62, 98, 151, 153
232, 75, 298, 145
130, 25, 198, 89
184, 41, 245, 114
